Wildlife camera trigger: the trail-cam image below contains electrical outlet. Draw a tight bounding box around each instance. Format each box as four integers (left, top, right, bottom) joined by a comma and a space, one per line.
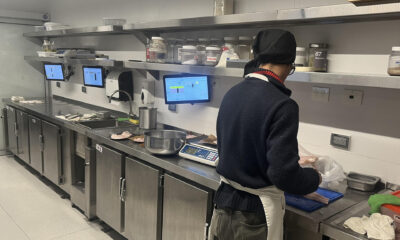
343, 89, 363, 106
330, 133, 351, 150
82, 86, 87, 93
312, 87, 330, 102
168, 104, 177, 112
56, 82, 61, 88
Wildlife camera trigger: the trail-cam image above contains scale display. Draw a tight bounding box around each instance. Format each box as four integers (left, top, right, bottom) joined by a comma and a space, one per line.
163, 75, 210, 104
44, 64, 64, 81
83, 66, 104, 87
179, 143, 219, 167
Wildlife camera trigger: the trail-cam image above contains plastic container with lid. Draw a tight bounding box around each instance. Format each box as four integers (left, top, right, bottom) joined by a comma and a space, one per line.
238, 36, 252, 60
149, 37, 167, 63
205, 46, 222, 66
166, 38, 176, 63
295, 47, 307, 66
388, 46, 400, 76
223, 36, 238, 52
197, 38, 209, 65
309, 43, 329, 72
173, 39, 184, 64
181, 45, 198, 65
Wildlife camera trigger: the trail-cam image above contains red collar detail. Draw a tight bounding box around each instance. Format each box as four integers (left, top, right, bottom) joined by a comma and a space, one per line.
253, 70, 284, 84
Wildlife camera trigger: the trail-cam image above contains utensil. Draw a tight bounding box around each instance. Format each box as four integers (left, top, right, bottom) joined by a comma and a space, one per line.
347, 172, 380, 192
139, 107, 157, 129
144, 130, 186, 155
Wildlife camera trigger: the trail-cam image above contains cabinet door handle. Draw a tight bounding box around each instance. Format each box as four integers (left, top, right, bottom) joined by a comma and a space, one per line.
14, 123, 18, 136
119, 177, 123, 200
39, 135, 44, 151
122, 178, 126, 202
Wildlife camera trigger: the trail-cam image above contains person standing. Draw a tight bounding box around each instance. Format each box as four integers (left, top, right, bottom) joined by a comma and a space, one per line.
208, 29, 322, 240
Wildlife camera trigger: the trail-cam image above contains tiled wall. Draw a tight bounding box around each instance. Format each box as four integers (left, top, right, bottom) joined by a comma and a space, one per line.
47, 0, 400, 184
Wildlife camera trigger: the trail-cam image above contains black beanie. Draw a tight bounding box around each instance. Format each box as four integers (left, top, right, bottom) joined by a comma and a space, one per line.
244, 29, 297, 76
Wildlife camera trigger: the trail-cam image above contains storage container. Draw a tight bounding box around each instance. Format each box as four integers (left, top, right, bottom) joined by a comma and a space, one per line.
197, 38, 208, 65
174, 39, 184, 64
205, 46, 222, 66
388, 46, 400, 76
149, 37, 167, 63
309, 43, 329, 72
223, 36, 238, 52
295, 47, 307, 66
181, 45, 198, 65
214, 0, 233, 16
238, 36, 252, 60
166, 38, 176, 63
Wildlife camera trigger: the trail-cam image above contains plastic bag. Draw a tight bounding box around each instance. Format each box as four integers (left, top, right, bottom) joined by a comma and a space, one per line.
299, 144, 347, 192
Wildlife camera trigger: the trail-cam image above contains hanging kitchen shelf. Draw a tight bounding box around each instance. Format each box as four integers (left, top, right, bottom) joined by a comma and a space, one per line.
24, 56, 123, 67
23, 3, 400, 39
23, 25, 127, 38
123, 61, 400, 90
24, 56, 400, 89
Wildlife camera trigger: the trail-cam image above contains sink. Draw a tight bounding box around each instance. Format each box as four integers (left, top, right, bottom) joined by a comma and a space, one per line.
78, 119, 133, 129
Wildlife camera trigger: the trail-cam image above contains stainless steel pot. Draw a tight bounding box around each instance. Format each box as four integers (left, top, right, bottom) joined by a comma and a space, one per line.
144, 130, 186, 155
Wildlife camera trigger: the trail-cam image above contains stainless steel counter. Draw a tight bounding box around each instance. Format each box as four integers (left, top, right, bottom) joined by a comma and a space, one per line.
3, 96, 380, 239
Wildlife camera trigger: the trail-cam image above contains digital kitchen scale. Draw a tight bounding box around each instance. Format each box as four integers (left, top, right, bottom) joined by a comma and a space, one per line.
179, 143, 219, 167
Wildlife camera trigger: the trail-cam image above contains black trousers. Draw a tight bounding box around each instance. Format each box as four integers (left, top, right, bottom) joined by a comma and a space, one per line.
208, 208, 268, 240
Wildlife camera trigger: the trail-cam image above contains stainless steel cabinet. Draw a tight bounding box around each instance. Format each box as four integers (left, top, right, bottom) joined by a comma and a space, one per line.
162, 174, 213, 240
28, 115, 42, 173
16, 110, 30, 164
6, 106, 18, 155
125, 158, 162, 240
96, 145, 125, 232
42, 121, 62, 184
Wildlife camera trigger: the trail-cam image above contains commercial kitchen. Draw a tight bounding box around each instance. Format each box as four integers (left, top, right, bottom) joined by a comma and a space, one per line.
0, 0, 400, 240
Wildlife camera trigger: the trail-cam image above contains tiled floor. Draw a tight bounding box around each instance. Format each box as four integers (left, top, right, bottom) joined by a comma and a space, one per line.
0, 155, 122, 240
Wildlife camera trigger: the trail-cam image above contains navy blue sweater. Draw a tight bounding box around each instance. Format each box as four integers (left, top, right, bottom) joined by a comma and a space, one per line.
215, 71, 320, 212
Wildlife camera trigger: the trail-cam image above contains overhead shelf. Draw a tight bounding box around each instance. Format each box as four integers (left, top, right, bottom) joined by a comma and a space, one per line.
123, 61, 400, 89
23, 4, 400, 38
23, 25, 127, 38
24, 56, 123, 67
123, 3, 400, 33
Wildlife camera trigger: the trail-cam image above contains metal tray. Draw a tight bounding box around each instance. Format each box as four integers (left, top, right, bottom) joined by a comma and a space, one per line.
347, 172, 380, 192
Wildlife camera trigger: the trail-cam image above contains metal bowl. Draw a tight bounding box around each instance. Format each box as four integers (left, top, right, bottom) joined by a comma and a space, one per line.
144, 130, 186, 155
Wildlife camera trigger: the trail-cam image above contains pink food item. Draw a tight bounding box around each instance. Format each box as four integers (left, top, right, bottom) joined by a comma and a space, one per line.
111, 131, 132, 140
129, 135, 145, 143
186, 134, 197, 140
304, 192, 329, 204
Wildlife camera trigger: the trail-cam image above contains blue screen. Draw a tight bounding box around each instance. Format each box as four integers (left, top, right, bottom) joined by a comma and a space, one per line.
164, 76, 209, 103
44, 64, 64, 80
83, 67, 103, 87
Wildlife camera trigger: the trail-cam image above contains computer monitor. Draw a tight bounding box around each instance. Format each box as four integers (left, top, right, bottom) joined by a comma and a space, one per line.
163, 74, 211, 104
44, 63, 65, 81
83, 66, 104, 88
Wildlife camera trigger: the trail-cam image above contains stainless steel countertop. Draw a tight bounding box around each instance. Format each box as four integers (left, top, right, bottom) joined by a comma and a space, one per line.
3, 96, 380, 238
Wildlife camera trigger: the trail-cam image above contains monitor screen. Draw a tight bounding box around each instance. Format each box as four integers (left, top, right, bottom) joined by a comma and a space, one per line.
163, 75, 210, 104
83, 67, 104, 87
44, 64, 64, 81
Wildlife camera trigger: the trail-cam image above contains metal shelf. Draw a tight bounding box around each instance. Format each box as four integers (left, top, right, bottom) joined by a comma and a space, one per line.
123, 3, 400, 33
24, 56, 123, 67
23, 25, 127, 38
123, 61, 400, 89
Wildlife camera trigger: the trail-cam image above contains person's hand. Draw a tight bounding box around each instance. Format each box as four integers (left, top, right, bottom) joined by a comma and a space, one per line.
298, 156, 318, 167
304, 192, 329, 204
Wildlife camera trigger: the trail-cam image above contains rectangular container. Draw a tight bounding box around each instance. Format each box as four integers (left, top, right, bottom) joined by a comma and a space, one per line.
346, 172, 380, 192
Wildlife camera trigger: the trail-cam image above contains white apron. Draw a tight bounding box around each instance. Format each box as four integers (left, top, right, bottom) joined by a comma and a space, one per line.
220, 176, 285, 240
221, 72, 285, 240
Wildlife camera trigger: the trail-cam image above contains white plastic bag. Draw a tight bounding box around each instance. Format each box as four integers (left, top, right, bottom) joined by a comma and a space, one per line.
299, 144, 347, 191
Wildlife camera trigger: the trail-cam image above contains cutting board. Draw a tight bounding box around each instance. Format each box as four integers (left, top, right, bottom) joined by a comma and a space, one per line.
285, 188, 343, 212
